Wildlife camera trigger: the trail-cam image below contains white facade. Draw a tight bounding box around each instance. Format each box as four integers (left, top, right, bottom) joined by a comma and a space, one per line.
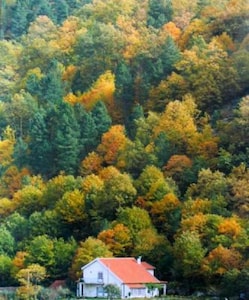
76, 258, 163, 299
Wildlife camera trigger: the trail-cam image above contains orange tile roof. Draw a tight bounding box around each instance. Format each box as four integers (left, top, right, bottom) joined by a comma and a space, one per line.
99, 258, 160, 284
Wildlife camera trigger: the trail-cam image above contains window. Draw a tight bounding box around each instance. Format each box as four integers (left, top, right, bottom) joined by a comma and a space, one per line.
131, 288, 145, 297
97, 272, 103, 282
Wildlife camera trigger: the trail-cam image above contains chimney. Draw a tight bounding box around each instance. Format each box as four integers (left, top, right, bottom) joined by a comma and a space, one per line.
137, 256, 142, 264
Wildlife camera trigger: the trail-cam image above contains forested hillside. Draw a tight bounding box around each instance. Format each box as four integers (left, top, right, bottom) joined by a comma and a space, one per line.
0, 0, 248, 298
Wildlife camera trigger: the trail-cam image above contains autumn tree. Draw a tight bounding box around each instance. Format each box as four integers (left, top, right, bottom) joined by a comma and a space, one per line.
202, 245, 242, 278
97, 125, 129, 165
42, 173, 81, 209
186, 168, 229, 215
117, 140, 157, 178
19, 16, 58, 76
174, 41, 240, 112
98, 223, 132, 256
228, 164, 249, 217
154, 95, 199, 153
70, 237, 112, 280
16, 264, 46, 300
89, 170, 137, 228
54, 189, 88, 239
80, 152, 103, 176
135, 165, 178, 203
150, 193, 181, 237
116, 206, 154, 248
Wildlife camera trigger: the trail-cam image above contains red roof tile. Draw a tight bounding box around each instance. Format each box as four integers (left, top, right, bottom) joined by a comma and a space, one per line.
99, 258, 160, 284
49, 280, 66, 290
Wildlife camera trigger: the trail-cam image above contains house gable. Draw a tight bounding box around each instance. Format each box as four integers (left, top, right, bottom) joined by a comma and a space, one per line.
82, 258, 123, 286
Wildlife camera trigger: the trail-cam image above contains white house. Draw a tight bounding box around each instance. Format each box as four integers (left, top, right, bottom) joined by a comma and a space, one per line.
76, 257, 167, 298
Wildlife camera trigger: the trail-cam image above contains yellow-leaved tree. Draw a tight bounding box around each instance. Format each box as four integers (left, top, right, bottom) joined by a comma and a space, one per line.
154, 94, 199, 153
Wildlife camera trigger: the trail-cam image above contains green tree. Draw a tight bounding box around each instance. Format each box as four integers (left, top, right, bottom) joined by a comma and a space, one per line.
53, 103, 80, 175
114, 60, 134, 115
125, 103, 144, 139
10, 0, 28, 37
153, 132, 175, 167
28, 210, 71, 239
0, 225, 15, 256
186, 168, 229, 202
4, 212, 28, 243
72, 22, 123, 93
173, 230, 206, 278
28, 109, 52, 177
104, 284, 121, 300
153, 36, 181, 84
74, 103, 97, 159
4, 90, 38, 138
0, 0, 17, 39
52, 0, 69, 24
52, 237, 77, 279
25, 235, 54, 274
0, 254, 14, 286
147, 0, 173, 28
39, 59, 64, 105
91, 101, 112, 140
117, 206, 153, 242
98, 172, 137, 220
118, 140, 157, 178
27, 0, 53, 23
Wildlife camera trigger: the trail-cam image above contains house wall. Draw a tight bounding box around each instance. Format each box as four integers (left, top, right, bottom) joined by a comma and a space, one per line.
81, 260, 123, 298
129, 287, 159, 298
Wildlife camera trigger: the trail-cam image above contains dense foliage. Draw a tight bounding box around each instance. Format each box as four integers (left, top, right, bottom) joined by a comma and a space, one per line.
0, 0, 248, 298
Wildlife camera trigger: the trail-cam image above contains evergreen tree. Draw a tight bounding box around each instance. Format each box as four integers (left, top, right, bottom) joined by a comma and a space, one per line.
115, 61, 134, 113
40, 59, 64, 105
26, 73, 42, 98
126, 104, 144, 139
27, 0, 53, 23
52, 0, 69, 24
154, 132, 175, 167
13, 137, 28, 169
29, 110, 52, 177
74, 103, 98, 159
153, 36, 181, 84
53, 102, 80, 175
91, 101, 112, 141
10, 0, 28, 37
147, 0, 173, 28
